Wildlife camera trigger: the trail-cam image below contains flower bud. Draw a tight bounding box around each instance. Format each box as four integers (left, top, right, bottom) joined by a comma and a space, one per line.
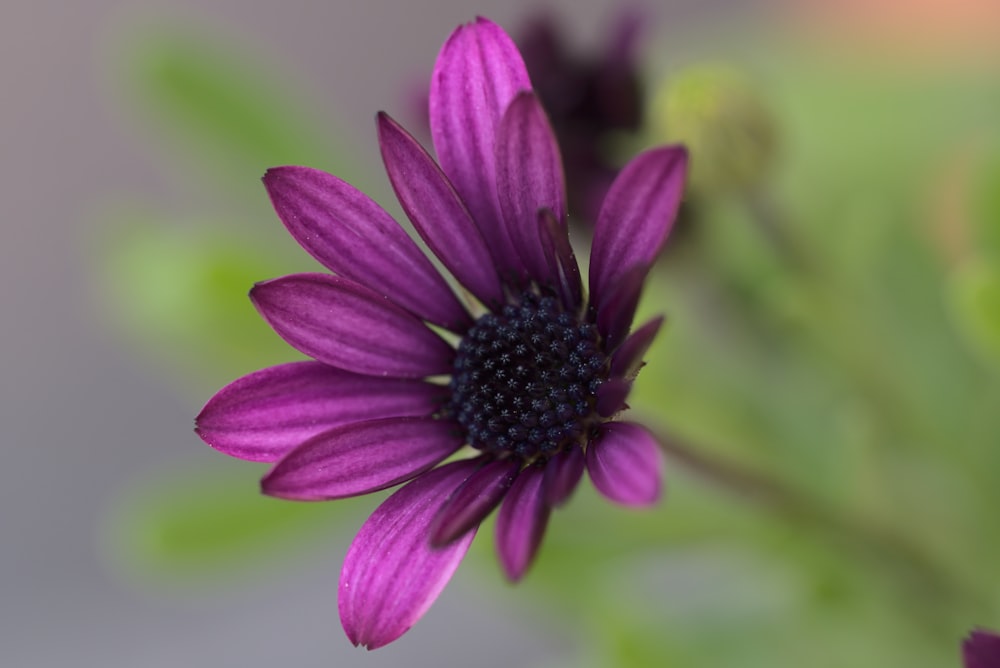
651, 64, 777, 195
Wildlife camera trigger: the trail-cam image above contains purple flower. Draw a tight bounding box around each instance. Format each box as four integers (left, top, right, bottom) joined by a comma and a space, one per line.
965, 629, 1000, 668
195, 17, 687, 649
518, 10, 646, 223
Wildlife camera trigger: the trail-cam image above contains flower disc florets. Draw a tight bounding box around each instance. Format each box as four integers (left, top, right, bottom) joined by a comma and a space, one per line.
448, 292, 607, 460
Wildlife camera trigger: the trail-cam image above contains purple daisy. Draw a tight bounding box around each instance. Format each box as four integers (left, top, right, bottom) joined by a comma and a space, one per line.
965, 629, 1000, 668
195, 17, 687, 649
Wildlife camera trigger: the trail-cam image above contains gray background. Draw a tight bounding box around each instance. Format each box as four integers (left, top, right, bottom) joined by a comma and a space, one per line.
0, 0, 754, 666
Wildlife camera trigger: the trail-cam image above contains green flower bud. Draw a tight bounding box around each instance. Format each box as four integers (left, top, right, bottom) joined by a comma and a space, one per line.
651, 64, 777, 195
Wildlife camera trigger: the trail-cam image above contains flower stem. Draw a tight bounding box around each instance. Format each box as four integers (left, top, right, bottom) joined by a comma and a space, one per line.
651, 423, 981, 622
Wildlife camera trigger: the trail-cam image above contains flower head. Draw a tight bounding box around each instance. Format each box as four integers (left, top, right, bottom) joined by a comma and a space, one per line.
965, 629, 1000, 668
195, 17, 686, 649
518, 10, 646, 223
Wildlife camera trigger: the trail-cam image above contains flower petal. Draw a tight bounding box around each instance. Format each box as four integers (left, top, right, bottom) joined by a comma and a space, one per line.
496, 91, 565, 287
263, 166, 470, 331
250, 273, 454, 378
495, 465, 550, 581
195, 362, 445, 462
610, 316, 664, 380
376, 112, 504, 309
596, 378, 632, 418
595, 263, 647, 351
538, 208, 582, 311
964, 629, 1000, 668
589, 146, 687, 313
261, 417, 464, 500
586, 422, 664, 507
430, 457, 521, 547
340, 459, 480, 649
543, 446, 585, 507
430, 17, 532, 283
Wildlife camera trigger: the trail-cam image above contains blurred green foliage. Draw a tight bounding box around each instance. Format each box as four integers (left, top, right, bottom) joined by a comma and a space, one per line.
101, 21, 1000, 668
122, 29, 347, 201
103, 460, 345, 585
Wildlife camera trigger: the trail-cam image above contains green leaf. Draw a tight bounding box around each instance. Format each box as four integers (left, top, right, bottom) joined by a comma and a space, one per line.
97, 211, 300, 386
100, 457, 369, 588
118, 27, 350, 198
971, 143, 1000, 259
949, 258, 1000, 367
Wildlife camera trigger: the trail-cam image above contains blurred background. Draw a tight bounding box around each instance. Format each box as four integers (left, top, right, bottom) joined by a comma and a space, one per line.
3, 0, 999, 666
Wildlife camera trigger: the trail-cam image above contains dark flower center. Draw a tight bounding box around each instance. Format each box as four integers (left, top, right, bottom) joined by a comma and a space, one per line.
447, 292, 607, 460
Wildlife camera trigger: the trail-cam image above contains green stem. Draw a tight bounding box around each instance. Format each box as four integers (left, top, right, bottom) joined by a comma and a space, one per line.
651, 423, 981, 621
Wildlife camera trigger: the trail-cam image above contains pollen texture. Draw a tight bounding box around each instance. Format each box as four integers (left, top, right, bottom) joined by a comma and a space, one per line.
448, 293, 607, 459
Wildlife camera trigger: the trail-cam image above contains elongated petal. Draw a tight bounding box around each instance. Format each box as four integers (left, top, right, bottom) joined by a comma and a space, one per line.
196, 362, 445, 462
430, 17, 532, 282
595, 264, 647, 351
496, 91, 565, 287
596, 378, 632, 417
430, 458, 521, 547
610, 317, 664, 379
589, 146, 687, 312
964, 630, 1000, 668
586, 422, 663, 507
538, 208, 582, 311
251, 273, 454, 378
376, 112, 503, 308
543, 446, 585, 507
495, 465, 550, 581
340, 459, 480, 649
261, 417, 464, 500
263, 166, 470, 331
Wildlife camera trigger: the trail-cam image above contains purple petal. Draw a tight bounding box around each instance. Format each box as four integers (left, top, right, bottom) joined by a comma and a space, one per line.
496, 91, 565, 287
495, 465, 550, 581
263, 166, 470, 331
589, 146, 688, 313
538, 208, 582, 311
261, 417, 464, 501
605, 6, 643, 64
250, 273, 454, 379
964, 629, 1000, 668
595, 264, 647, 351
376, 112, 504, 309
196, 362, 445, 462
340, 459, 480, 649
430, 458, 521, 547
610, 317, 664, 380
595, 378, 632, 418
543, 446, 585, 507
430, 17, 532, 283
586, 422, 663, 507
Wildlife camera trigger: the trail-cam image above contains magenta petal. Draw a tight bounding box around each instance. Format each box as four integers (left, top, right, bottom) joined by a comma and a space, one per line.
543, 446, 585, 507
430, 17, 532, 282
964, 629, 1000, 668
610, 317, 664, 379
589, 146, 688, 313
495, 465, 550, 582
339, 459, 480, 649
430, 458, 521, 547
586, 422, 664, 507
263, 166, 470, 331
376, 112, 504, 308
251, 273, 454, 378
196, 362, 444, 462
496, 92, 566, 287
595, 378, 632, 418
538, 208, 582, 311
261, 417, 464, 501
594, 264, 647, 351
